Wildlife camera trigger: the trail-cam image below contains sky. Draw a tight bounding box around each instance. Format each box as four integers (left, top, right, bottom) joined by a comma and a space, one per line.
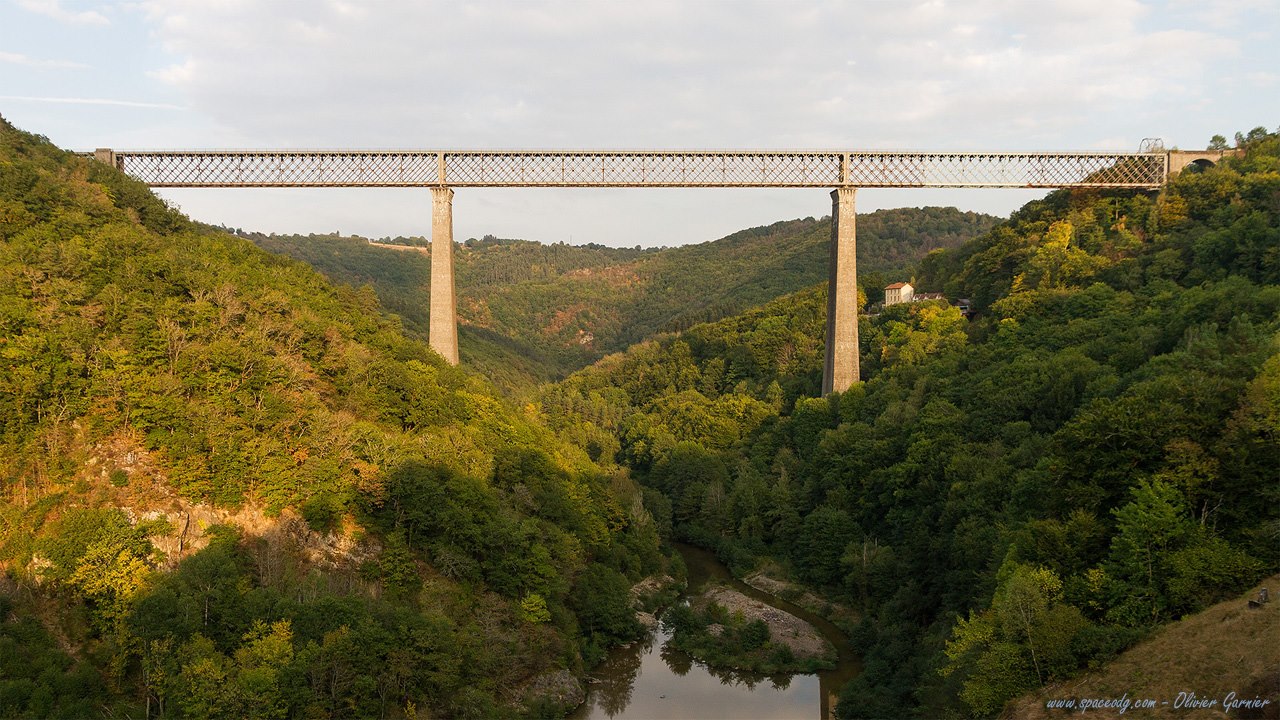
2, 0, 1277, 247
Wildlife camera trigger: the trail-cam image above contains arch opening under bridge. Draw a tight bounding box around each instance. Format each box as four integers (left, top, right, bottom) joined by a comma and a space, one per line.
1166, 149, 1241, 177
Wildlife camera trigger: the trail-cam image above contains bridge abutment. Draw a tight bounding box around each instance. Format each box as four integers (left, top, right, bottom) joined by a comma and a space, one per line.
429, 186, 459, 365
1166, 149, 1240, 175
93, 148, 118, 168
823, 187, 859, 394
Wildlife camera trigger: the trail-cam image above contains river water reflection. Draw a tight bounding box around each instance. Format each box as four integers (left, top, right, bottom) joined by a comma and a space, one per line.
570, 544, 860, 720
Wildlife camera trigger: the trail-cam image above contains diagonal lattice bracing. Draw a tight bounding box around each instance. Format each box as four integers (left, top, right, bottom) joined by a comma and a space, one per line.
116, 151, 440, 187
843, 152, 1167, 188
103, 150, 1166, 188
441, 152, 846, 187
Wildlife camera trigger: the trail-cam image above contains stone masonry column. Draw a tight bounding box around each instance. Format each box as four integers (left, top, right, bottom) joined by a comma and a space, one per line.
822, 187, 859, 394
429, 186, 459, 365
93, 148, 117, 168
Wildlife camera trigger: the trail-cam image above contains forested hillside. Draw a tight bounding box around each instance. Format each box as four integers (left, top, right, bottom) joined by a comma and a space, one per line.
539, 129, 1280, 718
0, 116, 663, 718
4, 107, 1275, 719
251, 207, 998, 388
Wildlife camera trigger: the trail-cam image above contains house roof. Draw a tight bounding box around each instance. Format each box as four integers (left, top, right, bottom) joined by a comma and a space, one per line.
885, 282, 911, 289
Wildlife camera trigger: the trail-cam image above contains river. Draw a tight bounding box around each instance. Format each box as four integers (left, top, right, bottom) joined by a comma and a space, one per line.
570, 544, 861, 719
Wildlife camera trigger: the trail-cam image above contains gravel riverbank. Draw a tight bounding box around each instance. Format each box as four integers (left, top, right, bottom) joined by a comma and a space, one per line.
698, 585, 835, 661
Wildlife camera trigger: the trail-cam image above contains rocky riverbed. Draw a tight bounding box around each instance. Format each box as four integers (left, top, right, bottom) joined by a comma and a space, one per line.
743, 570, 860, 627
698, 585, 835, 661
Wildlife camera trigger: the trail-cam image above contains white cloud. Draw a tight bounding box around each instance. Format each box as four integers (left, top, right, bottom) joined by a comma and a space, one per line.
288, 19, 331, 43
16, 0, 109, 25
0, 51, 88, 68
1167, 0, 1280, 30
327, 1, 366, 20
0, 95, 185, 109
149, 58, 196, 85
132, 0, 1247, 151
1245, 71, 1278, 88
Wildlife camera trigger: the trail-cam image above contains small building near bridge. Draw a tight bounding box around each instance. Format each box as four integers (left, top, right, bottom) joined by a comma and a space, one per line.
884, 282, 914, 306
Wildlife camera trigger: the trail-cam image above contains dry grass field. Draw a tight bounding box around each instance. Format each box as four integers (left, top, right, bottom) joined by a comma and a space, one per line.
1005, 574, 1280, 719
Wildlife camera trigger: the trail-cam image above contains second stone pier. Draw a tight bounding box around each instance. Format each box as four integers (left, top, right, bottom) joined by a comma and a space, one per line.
429, 186, 459, 365
822, 187, 859, 394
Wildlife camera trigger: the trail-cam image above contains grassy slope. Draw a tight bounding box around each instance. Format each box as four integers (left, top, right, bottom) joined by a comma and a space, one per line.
1005, 575, 1280, 719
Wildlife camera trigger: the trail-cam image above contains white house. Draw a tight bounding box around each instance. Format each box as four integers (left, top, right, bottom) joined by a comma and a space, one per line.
884, 282, 914, 306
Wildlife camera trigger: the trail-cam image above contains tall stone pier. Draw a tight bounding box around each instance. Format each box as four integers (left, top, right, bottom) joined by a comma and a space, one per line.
429, 186, 459, 365
822, 187, 859, 394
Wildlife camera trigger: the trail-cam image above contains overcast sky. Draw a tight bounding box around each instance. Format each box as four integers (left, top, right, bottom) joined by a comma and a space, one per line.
2, 0, 1276, 247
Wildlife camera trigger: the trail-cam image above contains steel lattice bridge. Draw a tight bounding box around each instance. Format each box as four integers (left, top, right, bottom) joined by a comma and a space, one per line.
90, 146, 1196, 394
93, 148, 1166, 188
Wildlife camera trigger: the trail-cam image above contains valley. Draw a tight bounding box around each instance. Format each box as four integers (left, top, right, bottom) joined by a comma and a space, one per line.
1, 114, 1277, 719
246, 206, 999, 390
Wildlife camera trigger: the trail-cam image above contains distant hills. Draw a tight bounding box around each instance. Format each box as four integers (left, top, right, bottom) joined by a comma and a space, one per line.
247, 207, 999, 388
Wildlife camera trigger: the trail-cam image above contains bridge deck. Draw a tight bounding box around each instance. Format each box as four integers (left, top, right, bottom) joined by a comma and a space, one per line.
93, 149, 1167, 189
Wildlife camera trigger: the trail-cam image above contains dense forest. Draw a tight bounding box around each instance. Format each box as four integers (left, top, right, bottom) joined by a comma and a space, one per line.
537, 129, 1279, 717
250, 207, 999, 389
3, 108, 1277, 720
0, 117, 663, 717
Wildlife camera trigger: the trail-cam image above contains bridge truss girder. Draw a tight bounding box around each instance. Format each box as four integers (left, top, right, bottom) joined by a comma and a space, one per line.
97, 149, 1166, 189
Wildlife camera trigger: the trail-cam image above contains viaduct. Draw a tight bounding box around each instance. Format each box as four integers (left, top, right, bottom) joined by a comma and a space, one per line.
87, 147, 1224, 394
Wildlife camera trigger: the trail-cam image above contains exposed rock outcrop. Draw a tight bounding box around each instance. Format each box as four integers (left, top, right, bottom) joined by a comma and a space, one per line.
521, 668, 585, 715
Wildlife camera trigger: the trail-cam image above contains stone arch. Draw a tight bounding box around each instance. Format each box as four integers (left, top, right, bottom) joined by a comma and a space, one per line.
1185, 158, 1216, 173
1167, 150, 1239, 176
